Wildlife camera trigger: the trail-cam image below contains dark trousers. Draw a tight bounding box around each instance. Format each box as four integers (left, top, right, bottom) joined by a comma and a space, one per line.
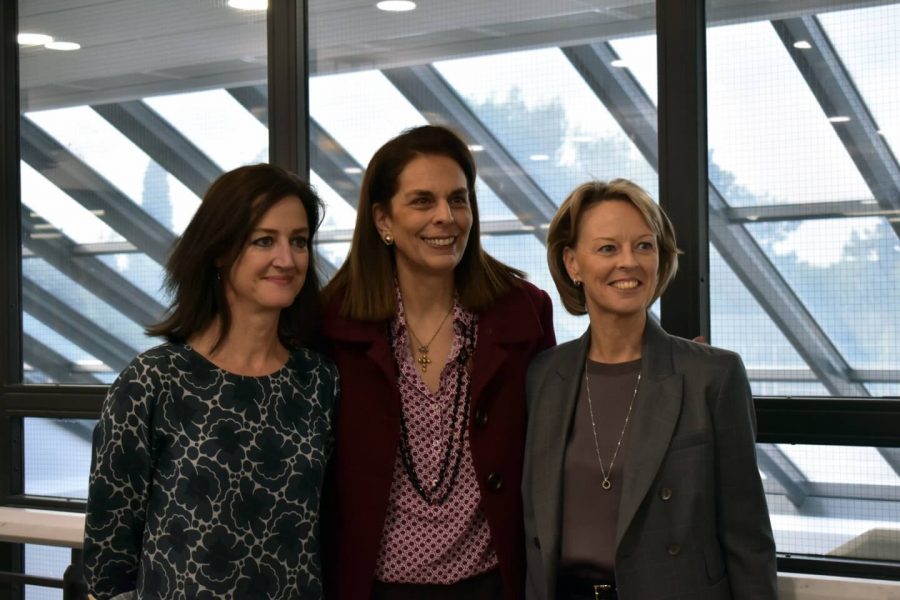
371, 569, 503, 600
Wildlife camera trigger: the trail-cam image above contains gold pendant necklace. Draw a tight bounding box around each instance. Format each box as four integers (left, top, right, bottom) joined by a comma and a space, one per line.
406, 304, 454, 373
585, 366, 641, 491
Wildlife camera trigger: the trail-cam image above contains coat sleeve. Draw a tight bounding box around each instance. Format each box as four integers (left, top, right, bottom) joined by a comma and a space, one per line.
535, 287, 557, 352
712, 354, 778, 599
83, 358, 156, 599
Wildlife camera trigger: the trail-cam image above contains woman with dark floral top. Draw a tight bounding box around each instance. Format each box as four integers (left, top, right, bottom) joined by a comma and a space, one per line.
83, 164, 338, 600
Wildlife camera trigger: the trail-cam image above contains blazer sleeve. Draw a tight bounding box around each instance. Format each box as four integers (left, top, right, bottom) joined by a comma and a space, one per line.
83, 359, 155, 599
713, 354, 778, 599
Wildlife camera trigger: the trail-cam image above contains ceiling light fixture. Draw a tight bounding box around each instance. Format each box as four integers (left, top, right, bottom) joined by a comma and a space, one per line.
610, 59, 628, 68
793, 40, 812, 50
468, 144, 484, 152
828, 116, 851, 123
227, 0, 268, 10
343, 167, 362, 174
18, 32, 54, 46
44, 41, 81, 51
376, 1, 417, 12
529, 154, 550, 161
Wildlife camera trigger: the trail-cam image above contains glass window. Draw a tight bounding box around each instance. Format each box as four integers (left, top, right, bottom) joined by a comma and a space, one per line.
708, 0, 900, 564
18, 0, 269, 385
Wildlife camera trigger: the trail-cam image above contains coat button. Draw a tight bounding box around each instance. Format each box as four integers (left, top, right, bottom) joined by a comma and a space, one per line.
533, 536, 541, 549
659, 487, 673, 501
474, 408, 488, 427
486, 472, 503, 490
667, 543, 681, 556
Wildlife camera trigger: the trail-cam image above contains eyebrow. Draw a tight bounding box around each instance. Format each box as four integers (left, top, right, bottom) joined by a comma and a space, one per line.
404, 187, 469, 197
253, 227, 309, 234
589, 234, 655, 242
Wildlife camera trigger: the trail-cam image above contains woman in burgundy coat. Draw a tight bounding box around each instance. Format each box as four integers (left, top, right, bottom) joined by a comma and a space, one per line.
321, 125, 556, 599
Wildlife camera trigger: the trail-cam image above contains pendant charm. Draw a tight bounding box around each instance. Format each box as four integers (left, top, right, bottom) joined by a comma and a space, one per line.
417, 348, 431, 372
601, 479, 612, 490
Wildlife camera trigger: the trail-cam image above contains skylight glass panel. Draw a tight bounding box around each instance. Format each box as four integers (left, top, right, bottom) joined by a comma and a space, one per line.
21, 162, 123, 245
24, 108, 200, 233
706, 21, 871, 206
145, 89, 269, 171
24, 259, 152, 363
310, 70, 517, 221
435, 47, 659, 206
746, 218, 899, 372
821, 5, 900, 159
481, 233, 585, 343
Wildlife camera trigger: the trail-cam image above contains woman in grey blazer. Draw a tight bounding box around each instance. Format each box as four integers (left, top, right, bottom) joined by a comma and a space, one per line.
522, 179, 777, 600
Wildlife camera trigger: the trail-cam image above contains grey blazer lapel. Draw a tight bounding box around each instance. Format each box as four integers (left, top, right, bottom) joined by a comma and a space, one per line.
616, 318, 683, 547
530, 331, 590, 594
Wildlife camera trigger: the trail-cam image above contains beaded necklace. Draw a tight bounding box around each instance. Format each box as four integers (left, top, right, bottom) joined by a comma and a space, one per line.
387, 313, 477, 506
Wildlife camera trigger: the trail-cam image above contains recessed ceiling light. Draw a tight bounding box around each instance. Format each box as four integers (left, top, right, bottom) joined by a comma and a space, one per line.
228, 0, 268, 10
376, 1, 417, 12
610, 59, 628, 68
529, 154, 550, 161
793, 40, 812, 50
468, 144, 484, 152
18, 33, 54, 46
343, 166, 362, 174
828, 116, 851, 123
44, 41, 80, 51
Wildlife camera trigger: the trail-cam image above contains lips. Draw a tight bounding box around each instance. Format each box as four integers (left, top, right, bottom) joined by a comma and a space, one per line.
263, 276, 295, 286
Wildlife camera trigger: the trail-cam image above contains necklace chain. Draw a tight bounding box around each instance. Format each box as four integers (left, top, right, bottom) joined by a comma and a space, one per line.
584, 366, 641, 491
406, 304, 454, 373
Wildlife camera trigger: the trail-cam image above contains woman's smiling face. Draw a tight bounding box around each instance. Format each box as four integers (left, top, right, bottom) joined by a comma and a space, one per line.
563, 199, 659, 320
374, 154, 473, 278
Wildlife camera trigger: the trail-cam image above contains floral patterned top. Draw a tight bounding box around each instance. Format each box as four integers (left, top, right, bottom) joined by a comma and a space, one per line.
83, 343, 338, 600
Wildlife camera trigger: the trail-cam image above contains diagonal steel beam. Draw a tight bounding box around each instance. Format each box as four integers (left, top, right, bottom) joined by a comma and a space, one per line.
91, 100, 222, 198
23, 277, 140, 373
228, 85, 363, 210
20, 116, 176, 265
309, 119, 363, 210
772, 16, 900, 240
23, 333, 103, 385
382, 65, 557, 243
22, 212, 166, 328
727, 199, 899, 223
757, 443, 810, 507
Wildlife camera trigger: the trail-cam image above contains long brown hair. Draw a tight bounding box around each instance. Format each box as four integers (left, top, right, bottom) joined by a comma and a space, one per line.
323, 125, 523, 321
148, 164, 325, 350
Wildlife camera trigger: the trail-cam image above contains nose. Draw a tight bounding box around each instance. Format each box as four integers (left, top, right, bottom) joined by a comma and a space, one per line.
618, 246, 638, 269
272, 239, 294, 268
434, 198, 455, 224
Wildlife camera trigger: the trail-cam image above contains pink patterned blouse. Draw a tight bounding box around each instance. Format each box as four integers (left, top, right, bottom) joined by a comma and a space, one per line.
374, 294, 498, 584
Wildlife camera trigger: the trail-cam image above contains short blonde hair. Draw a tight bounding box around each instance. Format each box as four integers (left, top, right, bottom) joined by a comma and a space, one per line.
547, 179, 680, 315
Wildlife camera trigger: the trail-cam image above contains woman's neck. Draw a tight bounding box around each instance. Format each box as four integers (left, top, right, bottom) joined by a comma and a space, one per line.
188, 309, 286, 376
396, 267, 455, 318
587, 310, 646, 364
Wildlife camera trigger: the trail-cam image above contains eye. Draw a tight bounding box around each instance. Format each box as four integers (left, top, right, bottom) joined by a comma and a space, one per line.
597, 244, 617, 254
449, 193, 469, 206
637, 240, 656, 252
252, 236, 274, 248
291, 236, 309, 249
411, 195, 433, 206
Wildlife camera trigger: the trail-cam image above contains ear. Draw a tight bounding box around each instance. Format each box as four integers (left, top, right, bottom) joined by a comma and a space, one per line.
372, 202, 392, 237
563, 246, 580, 283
